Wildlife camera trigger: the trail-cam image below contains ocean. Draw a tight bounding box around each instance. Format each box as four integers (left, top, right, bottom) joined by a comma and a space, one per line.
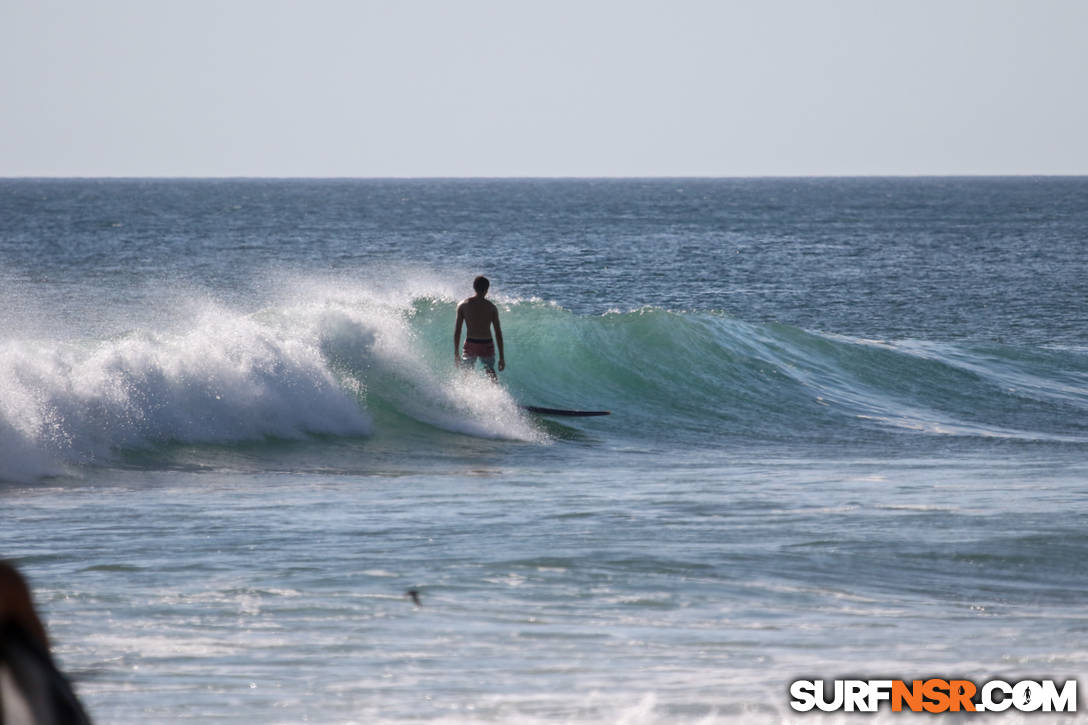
1, 178, 1086, 723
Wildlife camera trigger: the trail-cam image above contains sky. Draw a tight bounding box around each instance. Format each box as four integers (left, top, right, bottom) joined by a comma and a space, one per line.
2, 0, 1086, 177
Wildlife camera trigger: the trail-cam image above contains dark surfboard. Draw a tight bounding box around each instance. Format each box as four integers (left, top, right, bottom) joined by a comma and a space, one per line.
522, 406, 610, 417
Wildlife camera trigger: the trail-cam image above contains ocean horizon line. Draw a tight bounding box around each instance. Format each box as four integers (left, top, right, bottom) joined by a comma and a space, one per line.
3, 173, 1088, 183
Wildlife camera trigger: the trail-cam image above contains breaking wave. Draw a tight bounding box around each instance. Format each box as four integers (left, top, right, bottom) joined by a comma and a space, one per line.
3, 276, 1086, 482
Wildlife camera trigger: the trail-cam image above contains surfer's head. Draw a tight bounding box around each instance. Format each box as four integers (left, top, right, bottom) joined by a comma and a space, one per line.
473, 275, 490, 296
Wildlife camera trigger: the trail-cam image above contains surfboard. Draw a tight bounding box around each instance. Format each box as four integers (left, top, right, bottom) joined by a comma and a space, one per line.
522, 406, 610, 417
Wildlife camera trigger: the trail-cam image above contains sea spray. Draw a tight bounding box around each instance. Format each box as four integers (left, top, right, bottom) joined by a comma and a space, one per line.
0, 305, 374, 482
306, 295, 542, 442
0, 288, 549, 482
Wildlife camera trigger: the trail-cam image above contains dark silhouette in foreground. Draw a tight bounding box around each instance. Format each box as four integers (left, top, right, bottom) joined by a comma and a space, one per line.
1, 561, 93, 725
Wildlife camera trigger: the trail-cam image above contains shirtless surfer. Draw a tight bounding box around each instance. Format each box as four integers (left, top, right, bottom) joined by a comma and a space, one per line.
454, 276, 505, 379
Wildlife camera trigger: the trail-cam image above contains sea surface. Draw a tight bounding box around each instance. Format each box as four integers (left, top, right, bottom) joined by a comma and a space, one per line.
1, 178, 1086, 723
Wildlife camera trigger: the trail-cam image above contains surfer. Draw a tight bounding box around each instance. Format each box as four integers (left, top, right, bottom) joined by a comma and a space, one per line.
454, 275, 505, 379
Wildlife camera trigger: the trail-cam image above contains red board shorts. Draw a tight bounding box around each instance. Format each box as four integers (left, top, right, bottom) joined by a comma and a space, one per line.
461, 337, 496, 373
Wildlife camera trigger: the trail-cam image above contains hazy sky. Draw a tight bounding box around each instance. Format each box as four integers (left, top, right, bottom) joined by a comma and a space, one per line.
3, 0, 1086, 176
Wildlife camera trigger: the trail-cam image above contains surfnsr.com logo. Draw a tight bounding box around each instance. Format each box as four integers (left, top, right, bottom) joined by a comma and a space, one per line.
789, 679, 1077, 713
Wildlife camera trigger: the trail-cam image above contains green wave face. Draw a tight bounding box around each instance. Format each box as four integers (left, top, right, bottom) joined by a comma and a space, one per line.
401, 298, 1088, 447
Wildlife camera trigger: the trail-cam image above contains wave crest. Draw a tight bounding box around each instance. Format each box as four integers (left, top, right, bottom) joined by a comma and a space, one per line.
3, 280, 1086, 482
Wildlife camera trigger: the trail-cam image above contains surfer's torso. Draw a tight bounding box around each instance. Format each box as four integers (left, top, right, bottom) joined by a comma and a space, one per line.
456, 297, 498, 340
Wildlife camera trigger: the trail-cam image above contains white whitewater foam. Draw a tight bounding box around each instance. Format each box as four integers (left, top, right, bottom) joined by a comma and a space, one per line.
0, 279, 544, 483
301, 290, 542, 442
0, 303, 374, 482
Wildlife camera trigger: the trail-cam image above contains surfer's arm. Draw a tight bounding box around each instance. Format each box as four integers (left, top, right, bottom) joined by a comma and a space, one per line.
453, 305, 464, 362
493, 306, 505, 371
